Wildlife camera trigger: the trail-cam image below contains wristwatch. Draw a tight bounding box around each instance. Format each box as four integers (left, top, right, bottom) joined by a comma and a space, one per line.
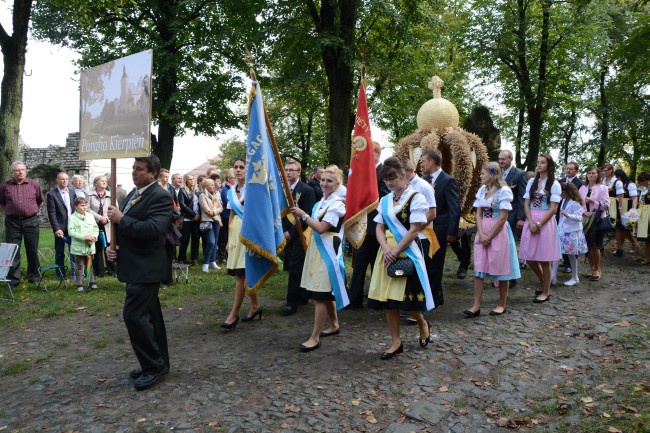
301, 215, 308, 221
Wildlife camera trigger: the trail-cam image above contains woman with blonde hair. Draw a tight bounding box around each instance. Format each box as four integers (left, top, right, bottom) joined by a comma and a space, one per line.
198, 178, 223, 272
222, 157, 262, 328
289, 165, 347, 352
464, 162, 520, 317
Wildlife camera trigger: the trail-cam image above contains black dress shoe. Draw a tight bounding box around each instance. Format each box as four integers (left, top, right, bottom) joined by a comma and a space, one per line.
462, 309, 480, 318
241, 307, 263, 322
380, 343, 404, 360
457, 268, 467, 279
131, 366, 169, 382
319, 328, 341, 337
282, 306, 297, 316
134, 372, 166, 390
533, 295, 551, 303
298, 341, 321, 352
220, 316, 239, 329
489, 308, 507, 316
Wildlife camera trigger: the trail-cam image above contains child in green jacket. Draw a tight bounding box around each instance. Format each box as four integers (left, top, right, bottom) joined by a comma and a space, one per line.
68, 197, 100, 292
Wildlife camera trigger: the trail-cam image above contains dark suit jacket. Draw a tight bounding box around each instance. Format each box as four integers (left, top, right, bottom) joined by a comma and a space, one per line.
504, 166, 528, 227
560, 177, 583, 189
282, 180, 316, 240
46, 188, 76, 234
426, 171, 460, 239
367, 163, 390, 238
115, 183, 173, 284
308, 178, 323, 203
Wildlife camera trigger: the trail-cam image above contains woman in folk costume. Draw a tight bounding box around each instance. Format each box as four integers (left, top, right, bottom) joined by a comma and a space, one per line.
636, 172, 650, 265
367, 157, 435, 360
519, 154, 561, 303
612, 168, 639, 256
221, 157, 262, 329
463, 162, 520, 318
289, 165, 347, 352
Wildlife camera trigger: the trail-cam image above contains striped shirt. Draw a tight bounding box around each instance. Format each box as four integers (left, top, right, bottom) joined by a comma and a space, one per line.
0, 178, 44, 217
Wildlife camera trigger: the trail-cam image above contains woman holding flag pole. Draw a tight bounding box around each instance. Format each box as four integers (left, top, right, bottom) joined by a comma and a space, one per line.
367, 157, 435, 360
221, 157, 262, 329
289, 165, 348, 352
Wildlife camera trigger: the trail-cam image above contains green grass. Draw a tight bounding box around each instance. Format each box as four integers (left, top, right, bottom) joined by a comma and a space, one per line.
0, 228, 290, 328
1, 360, 31, 376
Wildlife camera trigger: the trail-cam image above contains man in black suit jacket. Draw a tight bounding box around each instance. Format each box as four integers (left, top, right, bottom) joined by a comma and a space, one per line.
498, 150, 528, 233
348, 142, 390, 308
107, 156, 173, 391
308, 166, 324, 202
282, 159, 316, 315
47, 172, 76, 279
421, 148, 460, 306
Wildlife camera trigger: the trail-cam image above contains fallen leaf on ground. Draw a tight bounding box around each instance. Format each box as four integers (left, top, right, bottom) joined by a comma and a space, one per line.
76, 306, 86, 310
580, 396, 593, 403
607, 428, 622, 433
286, 403, 300, 413
366, 415, 377, 424
438, 386, 449, 392
613, 321, 630, 327
97, 378, 106, 383
496, 417, 510, 427
352, 399, 361, 406
603, 412, 611, 418
208, 421, 218, 426
135, 418, 146, 424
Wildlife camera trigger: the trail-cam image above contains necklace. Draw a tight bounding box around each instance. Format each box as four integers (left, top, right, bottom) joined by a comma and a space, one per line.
393, 190, 405, 202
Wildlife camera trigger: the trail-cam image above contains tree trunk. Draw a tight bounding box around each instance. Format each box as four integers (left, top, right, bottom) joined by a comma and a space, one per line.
515, 105, 525, 168
597, 66, 608, 166
0, 0, 33, 239
309, 0, 357, 168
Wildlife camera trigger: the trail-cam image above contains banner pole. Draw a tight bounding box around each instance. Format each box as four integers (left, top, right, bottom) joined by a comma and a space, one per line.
110, 158, 117, 248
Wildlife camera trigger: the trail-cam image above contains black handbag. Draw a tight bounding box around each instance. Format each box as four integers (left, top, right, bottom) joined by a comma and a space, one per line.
597, 210, 615, 234
387, 258, 415, 277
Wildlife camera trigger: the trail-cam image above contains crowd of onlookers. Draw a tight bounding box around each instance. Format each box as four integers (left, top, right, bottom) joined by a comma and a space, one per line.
0, 156, 647, 304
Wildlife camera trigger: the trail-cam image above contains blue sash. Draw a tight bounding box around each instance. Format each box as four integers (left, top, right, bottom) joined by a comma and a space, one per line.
311, 200, 349, 310
227, 187, 244, 219
381, 194, 435, 312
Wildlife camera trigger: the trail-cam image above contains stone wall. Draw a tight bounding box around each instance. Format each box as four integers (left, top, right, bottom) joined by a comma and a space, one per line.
20, 132, 92, 225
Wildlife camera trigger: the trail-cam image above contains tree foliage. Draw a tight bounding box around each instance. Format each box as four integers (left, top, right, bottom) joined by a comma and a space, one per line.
31, 0, 261, 168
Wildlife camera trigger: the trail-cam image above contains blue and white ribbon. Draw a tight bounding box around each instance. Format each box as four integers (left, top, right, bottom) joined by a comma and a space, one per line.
382, 193, 435, 312
228, 187, 245, 219
311, 200, 349, 310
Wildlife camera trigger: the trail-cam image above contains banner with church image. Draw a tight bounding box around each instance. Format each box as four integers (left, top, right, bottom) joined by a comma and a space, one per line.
79, 49, 153, 160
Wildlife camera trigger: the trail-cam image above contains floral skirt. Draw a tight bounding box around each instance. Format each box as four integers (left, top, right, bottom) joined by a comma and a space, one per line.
559, 230, 588, 255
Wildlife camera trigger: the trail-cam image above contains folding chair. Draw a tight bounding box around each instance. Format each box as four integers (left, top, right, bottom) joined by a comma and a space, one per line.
0, 243, 19, 301
37, 247, 68, 291
172, 262, 190, 284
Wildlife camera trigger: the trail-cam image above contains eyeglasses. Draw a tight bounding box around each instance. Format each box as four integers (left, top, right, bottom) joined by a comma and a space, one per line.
285, 168, 299, 172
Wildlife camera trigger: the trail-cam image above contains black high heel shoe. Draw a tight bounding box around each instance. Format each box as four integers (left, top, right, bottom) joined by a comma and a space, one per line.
220, 315, 239, 329
380, 343, 404, 360
419, 321, 432, 348
242, 307, 263, 322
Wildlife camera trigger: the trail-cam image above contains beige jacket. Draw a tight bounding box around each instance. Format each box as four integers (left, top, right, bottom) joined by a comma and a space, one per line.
199, 191, 223, 223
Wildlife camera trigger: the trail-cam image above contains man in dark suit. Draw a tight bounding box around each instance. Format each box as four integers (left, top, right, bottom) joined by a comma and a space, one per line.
557, 161, 584, 273
420, 148, 460, 306
106, 156, 173, 391
282, 159, 316, 316
348, 141, 390, 308
308, 166, 324, 202
498, 150, 528, 287
47, 172, 76, 279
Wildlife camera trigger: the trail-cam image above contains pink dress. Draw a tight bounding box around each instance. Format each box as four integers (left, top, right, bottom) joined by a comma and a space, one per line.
473, 186, 521, 280
519, 178, 561, 262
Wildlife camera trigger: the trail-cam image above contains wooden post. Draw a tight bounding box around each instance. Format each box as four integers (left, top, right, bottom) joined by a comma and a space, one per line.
110, 158, 117, 248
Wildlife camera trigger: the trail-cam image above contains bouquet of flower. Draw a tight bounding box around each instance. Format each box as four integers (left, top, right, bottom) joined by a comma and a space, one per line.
621, 209, 639, 232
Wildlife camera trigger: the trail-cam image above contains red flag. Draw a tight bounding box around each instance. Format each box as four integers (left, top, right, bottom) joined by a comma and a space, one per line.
344, 78, 379, 249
